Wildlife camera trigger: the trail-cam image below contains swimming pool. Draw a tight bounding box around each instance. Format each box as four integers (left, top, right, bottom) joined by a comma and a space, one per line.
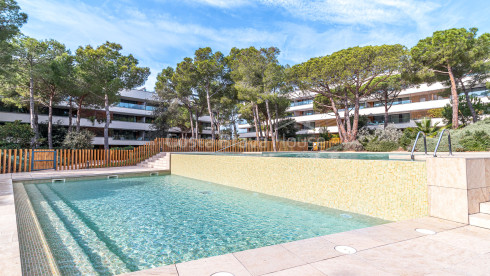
176, 151, 410, 160
23, 175, 388, 275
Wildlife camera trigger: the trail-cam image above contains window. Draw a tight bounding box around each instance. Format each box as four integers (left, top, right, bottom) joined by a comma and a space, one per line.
303, 110, 315, 116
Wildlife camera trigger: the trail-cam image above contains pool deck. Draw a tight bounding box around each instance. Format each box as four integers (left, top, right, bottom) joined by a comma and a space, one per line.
2, 166, 490, 276
122, 217, 490, 276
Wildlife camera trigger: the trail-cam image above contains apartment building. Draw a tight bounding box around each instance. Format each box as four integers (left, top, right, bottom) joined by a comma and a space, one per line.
237, 82, 489, 139
0, 89, 212, 147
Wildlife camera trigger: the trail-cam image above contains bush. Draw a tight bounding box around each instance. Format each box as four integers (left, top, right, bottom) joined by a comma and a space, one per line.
0, 120, 34, 148
459, 130, 490, 151
62, 130, 94, 149
341, 141, 364, 151
357, 125, 402, 152
412, 117, 490, 152
364, 139, 399, 152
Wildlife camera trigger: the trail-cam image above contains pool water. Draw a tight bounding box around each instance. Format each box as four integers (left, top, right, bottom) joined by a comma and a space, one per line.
25, 175, 388, 275
176, 151, 406, 160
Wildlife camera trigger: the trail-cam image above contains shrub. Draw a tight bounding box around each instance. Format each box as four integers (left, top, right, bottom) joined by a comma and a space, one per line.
341, 141, 364, 151
364, 139, 399, 152
357, 125, 402, 152
0, 120, 34, 148
62, 130, 94, 149
459, 130, 490, 151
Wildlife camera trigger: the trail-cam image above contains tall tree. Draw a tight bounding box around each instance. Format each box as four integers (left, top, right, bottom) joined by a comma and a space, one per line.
194, 47, 230, 140
410, 28, 489, 128
293, 44, 408, 142
36, 40, 73, 148
75, 42, 150, 149
371, 75, 408, 128
0, 37, 50, 146
0, 0, 27, 75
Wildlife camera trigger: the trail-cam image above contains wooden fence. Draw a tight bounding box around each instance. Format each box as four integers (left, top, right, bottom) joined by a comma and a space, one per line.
0, 137, 340, 174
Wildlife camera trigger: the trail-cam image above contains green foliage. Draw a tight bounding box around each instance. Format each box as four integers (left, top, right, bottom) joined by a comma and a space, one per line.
318, 126, 332, 141
111, 146, 134, 150
441, 95, 490, 126
412, 117, 490, 152
277, 118, 297, 139
357, 126, 403, 152
292, 44, 408, 141
0, 0, 27, 75
414, 118, 441, 137
459, 131, 490, 151
62, 130, 94, 149
0, 120, 33, 148
38, 120, 67, 149
399, 127, 417, 149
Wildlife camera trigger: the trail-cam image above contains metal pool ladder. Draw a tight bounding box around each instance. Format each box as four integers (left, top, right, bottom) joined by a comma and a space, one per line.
410, 131, 427, 161
433, 129, 453, 157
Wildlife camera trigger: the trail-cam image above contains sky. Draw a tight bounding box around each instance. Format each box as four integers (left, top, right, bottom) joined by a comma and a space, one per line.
16, 0, 490, 91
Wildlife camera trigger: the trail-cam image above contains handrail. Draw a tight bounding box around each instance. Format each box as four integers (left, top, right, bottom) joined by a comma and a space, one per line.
410, 131, 427, 161
216, 140, 246, 152
434, 129, 453, 157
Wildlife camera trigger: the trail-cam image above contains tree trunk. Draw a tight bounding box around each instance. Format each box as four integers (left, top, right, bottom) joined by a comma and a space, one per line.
274, 103, 279, 143
104, 93, 110, 150
76, 96, 85, 132
447, 64, 459, 129
195, 109, 200, 139
189, 111, 195, 139
383, 91, 389, 129
265, 100, 277, 151
460, 80, 477, 123
330, 97, 347, 142
255, 104, 264, 140
29, 73, 38, 147
68, 97, 73, 132
48, 94, 53, 149
350, 94, 360, 141
251, 102, 260, 141
205, 88, 216, 140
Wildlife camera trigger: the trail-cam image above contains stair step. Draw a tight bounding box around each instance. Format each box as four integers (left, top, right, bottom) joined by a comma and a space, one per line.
36, 184, 131, 275
469, 213, 490, 229
480, 202, 490, 215
25, 185, 99, 275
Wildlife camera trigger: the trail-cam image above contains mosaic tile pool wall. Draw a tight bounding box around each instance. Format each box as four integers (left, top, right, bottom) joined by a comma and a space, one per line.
171, 154, 428, 221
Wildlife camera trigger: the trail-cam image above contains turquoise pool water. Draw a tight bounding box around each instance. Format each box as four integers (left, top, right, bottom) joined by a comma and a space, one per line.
177, 151, 400, 160
25, 175, 388, 275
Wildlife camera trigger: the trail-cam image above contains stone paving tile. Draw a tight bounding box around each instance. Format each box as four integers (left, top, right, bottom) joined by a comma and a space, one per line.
119, 265, 178, 276
280, 236, 341, 263
354, 236, 483, 275
233, 245, 306, 276
383, 216, 466, 233
311, 255, 395, 276
176, 254, 251, 276
426, 226, 490, 254
262, 264, 326, 276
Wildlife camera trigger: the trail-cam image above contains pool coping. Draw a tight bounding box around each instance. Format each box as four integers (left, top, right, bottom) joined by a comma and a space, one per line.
119, 217, 488, 276
0, 166, 168, 276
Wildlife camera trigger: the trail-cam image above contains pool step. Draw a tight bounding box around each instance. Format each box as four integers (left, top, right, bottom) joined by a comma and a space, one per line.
469, 212, 490, 229
24, 184, 99, 275
36, 184, 132, 275
480, 202, 490, 214
138, 152, 170, 170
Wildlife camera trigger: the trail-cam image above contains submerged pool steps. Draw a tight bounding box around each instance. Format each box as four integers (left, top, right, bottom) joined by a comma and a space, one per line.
27, 184, 132, 275
24, 184, 98, 276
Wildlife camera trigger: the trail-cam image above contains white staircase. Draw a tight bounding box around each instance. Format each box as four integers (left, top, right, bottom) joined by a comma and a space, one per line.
137, 152, 170, 170
469, 202, 490, 229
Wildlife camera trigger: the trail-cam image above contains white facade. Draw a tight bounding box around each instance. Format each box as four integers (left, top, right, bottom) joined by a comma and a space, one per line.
238, 83, 489, 138
0, 89, 212, 147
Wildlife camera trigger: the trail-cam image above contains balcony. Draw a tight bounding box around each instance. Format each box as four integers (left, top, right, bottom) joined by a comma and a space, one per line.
116, 102, 155, 111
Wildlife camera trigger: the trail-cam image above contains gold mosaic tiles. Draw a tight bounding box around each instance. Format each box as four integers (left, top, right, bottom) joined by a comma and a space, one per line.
171, 154, 428, 221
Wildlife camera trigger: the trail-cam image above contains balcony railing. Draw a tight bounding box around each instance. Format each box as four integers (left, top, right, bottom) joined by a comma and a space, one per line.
290, 100, 313, 107
116, 102, 155, 111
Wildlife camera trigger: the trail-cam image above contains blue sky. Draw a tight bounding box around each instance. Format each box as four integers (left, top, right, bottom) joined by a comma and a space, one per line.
17, 0, 490, 90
